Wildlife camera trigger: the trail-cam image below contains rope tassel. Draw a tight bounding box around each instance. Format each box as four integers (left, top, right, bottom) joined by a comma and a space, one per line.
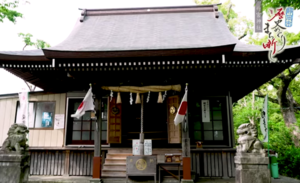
117, 92, 122, 104
157, 92, 163, 103
135, 93, 141, 104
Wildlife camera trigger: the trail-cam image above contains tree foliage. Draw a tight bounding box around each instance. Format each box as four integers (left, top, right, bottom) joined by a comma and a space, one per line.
194, 0, 253, 39
0, 0, 22, 23
18, 33, 34, 50
35, 39, 50, 49
18, 33, 51, 50
261, 0, 300, 11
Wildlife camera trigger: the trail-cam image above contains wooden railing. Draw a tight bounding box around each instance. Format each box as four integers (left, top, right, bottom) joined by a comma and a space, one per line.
29, 148, 236, 177
191, 149, 236, 178
29, 149, 106, 176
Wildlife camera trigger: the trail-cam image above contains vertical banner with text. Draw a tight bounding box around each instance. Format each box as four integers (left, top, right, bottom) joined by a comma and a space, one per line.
255, 0, 263, 32
260, 95, 268, 142
17, 91, 29, 127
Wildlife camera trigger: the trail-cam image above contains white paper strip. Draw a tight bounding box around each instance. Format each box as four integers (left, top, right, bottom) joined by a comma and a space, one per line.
260, 96, 268, 142
202, 100, 210, 122
54, 114, 65, 129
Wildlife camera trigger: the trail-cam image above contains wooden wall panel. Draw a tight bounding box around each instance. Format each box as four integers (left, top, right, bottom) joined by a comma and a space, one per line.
56, 93, 66, 147
0, 93, 66, 147
0, 98, 17, 145
0, 99, 8, 144
191, 150, 236, 178
167, 95, 181, 143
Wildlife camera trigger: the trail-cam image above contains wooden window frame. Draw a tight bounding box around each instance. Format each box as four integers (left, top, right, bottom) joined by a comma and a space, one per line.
14, 101, 56, 130
190, 96, 231, 147
65, 97, 108, 146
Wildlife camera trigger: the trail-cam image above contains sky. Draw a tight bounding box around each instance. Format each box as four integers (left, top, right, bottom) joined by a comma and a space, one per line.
0, 0, 300, 94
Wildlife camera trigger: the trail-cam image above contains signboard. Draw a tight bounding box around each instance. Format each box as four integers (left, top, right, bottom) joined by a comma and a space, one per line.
255, 0, 263, 32
260, 96, 268, 142
132, 139, 152, 155
144, 140, 152, 155
54, 114, 65, 129
202, 100, 210, 122
285, 7, 293, 27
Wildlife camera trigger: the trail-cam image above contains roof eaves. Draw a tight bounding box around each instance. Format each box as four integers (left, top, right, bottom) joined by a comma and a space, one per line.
79, 4, 221, 21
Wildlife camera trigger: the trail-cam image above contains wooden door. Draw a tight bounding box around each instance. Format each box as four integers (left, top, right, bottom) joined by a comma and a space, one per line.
167, 95, 181, 143
107, 97, 122, 143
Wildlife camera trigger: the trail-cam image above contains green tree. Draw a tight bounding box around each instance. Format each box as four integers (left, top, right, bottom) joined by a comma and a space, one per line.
35, 39, 50, 49
18, 33, 35, 50
195, 0, 254, 40
18, 33, 51, 50
261, 0, 300, 12
0, 0, 22, 23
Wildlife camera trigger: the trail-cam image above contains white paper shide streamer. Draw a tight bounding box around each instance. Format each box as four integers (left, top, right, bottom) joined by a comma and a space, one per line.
110, 90, 113, 102
162, 91, 167, 102
130, 92, 133, 105
147, 91, 150, 103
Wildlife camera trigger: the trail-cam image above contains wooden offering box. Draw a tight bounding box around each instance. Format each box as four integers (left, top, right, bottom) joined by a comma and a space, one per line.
174, 155, 181, 163
165, 154, 173, 162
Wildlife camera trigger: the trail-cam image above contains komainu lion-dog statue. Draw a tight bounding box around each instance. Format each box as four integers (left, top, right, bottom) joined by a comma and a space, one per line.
236, 123, 264, 153
1, 123, 29, 153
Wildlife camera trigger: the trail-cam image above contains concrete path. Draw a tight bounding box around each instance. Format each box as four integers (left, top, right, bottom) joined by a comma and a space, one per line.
28, 175, 300, 183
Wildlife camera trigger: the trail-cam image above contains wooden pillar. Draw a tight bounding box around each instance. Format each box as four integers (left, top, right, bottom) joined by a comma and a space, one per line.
91, 93, 103, 182
63, 150, 70, 176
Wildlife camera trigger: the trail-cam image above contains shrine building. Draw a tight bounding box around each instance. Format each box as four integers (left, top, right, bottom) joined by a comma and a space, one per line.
0, 4, 299, 180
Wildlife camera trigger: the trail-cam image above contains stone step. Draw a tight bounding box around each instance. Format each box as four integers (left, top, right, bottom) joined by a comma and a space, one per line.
102, 171, 126, 177
102, 164, 126, 170
103, 163, 126, 166
105, 158, 126, 164
102, 168, 126, 172
108, 148, 132, 153
106, 153, 132, 159
108, 148, 182, 154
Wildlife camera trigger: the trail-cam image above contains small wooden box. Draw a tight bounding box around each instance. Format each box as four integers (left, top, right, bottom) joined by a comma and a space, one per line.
174, 155, 181, 163
196, 141, 203, 148
165, 154, 173, 162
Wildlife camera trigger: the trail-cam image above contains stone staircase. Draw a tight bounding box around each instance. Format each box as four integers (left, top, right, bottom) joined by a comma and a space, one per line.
102, 148, 181, 178
102, 152, 132, 177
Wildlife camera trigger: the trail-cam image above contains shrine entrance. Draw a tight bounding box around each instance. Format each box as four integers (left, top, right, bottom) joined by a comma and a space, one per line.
107, 91, 181, 148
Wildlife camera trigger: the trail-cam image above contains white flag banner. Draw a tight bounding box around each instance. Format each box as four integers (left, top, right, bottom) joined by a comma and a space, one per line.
174, 89, 187, 126
71, 86, 95, 119
260, 95, 268, 142
17, 91, 29, 126
202, 100, 210, 122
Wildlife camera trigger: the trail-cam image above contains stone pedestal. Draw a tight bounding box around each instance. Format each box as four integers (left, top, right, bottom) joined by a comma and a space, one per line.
235, 153, 270, 183
0, 152, 30, 183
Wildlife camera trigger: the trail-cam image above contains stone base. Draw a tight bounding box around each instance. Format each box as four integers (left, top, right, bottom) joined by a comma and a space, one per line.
90, 178, 103, 183
0, 152, 30, 183
181, 179, 194, 183
235, 153, 270, 183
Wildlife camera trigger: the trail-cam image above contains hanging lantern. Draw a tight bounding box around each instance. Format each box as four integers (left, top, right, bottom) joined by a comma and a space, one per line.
117, 92, 122, 104
135, 93, 141, 104
157, 92, 163, 103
